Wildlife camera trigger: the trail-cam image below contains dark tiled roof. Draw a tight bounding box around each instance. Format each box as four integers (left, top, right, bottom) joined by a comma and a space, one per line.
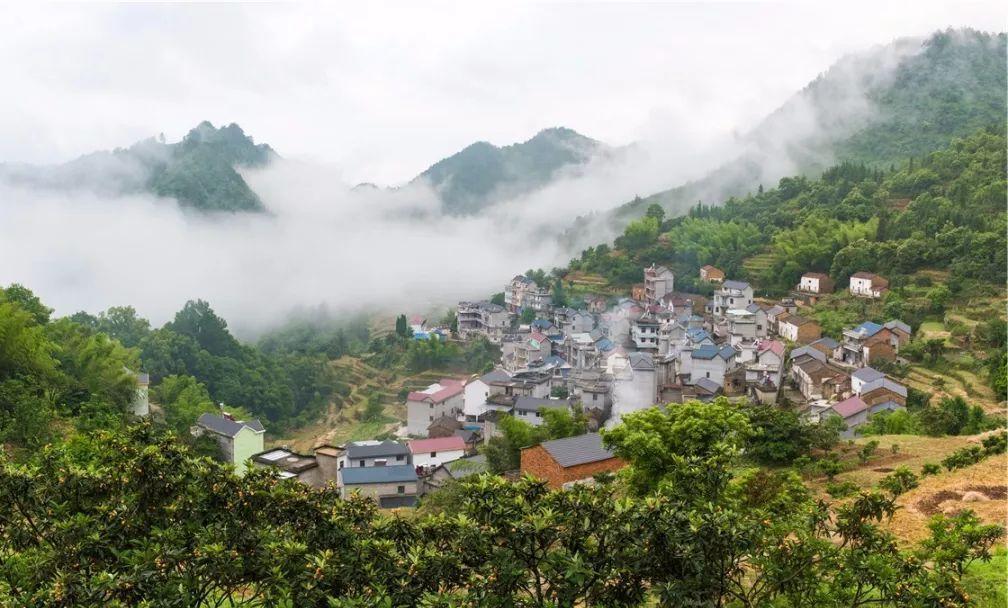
514, 396, 569, 413
628, 352, 655, 370
722, 280, 750, 290
345, 440, 409, 459
341, 464, 418, 485
539, 433, 616, 468
445, 454, 488, 479
197, 413, 265, 438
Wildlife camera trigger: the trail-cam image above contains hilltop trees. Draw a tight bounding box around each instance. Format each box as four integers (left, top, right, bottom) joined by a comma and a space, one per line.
571, 129, 1007, 294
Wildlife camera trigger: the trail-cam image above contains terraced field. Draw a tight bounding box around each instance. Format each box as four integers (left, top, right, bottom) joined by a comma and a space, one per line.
564, 271, 620, 296
805, 434, 1007, 545
268, 357, 463, 452
741, 251, 780, 282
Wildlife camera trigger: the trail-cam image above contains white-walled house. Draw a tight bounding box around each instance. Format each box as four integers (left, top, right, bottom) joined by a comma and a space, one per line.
513, 396, 571, 426
711, 281, 754, 316
406, 379, 465, 436
849, 272, 889, 298
851, 367, 885, 395
337, 440, 411, 472
797, 272, 835, 294
689, 344, 738, 386
463, 369, 510, 420
644, 264, 675, 303
408, 436, 466, 469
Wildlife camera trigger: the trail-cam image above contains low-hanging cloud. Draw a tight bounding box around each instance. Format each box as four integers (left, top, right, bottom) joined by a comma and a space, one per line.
0, 130, 739, 335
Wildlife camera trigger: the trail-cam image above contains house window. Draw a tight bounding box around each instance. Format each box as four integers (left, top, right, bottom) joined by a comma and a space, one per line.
430, 451, 437, 457
706, 372, 710, 378
429, 404, 434, 409
374, 460, 387, 467
429, 415, 433, 422
339, 461, 344, 469
359, 460, 365, 467
396, 455, 404, 461
397, 485, 405, 494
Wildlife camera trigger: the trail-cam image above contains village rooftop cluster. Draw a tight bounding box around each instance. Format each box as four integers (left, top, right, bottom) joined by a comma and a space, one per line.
182, 264, 907, 508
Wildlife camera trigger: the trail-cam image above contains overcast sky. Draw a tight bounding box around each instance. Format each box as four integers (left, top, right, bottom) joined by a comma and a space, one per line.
0, 2, 1003, 186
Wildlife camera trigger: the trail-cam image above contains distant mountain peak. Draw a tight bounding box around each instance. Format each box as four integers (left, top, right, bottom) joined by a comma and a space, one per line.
0, 121, 277, 212
415, 127, 606, 215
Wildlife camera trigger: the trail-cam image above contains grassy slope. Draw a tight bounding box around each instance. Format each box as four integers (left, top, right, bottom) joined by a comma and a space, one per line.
267, 356, 469, 452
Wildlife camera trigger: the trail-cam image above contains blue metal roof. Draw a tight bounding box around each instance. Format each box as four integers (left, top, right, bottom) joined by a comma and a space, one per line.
693, 344, 736, 360
341, 464, 418, 485
854, 321, 883, 337
686, 328, 711, 343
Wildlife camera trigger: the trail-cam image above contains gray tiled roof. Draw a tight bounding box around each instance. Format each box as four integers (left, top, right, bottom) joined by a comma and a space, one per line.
694, 377, 723, 394
341, 464, 418, 485
445, 454, 488, 479
539, 433, 616, 468
861, 377, 908, 398
514, 396, 569, 413
480, 369, 511, 384
345, 440, 409, 459
851, 367, 885, 383
722, 280, 751, 290
197, 413, 264, 438
628, 352, 655, 370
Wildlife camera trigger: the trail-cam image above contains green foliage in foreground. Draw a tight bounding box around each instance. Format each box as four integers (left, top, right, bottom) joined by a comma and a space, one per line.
0, 423, 1001, 607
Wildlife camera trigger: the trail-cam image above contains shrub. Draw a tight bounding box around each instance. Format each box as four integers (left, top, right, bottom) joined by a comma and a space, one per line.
941, 445, 985, 471
921, 463, 941, 476
826, 480, 859, 499
858, 440, 880, 464
878, 466, 919, 496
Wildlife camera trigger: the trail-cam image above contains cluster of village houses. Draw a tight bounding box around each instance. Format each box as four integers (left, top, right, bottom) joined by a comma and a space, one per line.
187, 264, 907, 508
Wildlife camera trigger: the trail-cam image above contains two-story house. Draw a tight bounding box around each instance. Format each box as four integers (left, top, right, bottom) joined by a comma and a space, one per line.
193, 412, 265, 475
777, 314, 822, 344
406, 379, 465, 436
711, 280, 754, 316
644, 264, 675, 303
457, 301, 512, 344
849, 272, 889, 298
690, 344, 738, 387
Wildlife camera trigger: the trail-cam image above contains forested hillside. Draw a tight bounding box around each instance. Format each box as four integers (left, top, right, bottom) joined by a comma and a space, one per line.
0, 121, 274, 212
592, 29, 1006, 231
571, 128, 1006, 294
415, 127, 607, 215
0, 286, 341, 449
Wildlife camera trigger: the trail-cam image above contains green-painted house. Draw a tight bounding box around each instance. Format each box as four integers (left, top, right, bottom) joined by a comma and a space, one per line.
194, 412, 265, 475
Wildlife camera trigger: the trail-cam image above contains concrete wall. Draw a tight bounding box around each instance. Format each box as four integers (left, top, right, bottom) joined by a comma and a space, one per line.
232, 428, 265, 475
464, 379, 490, 418
412, 448, 465, 469
407, 392, 463, 436
341, 480, 418, 501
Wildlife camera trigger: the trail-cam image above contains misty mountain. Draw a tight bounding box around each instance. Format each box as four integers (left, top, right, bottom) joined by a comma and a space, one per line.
413, 127, 608, 215
0, 121, 275, 212
595, 28, 1006, 232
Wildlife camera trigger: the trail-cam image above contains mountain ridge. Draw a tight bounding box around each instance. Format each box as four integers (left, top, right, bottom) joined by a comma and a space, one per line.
585, 28, 1006, 239
0, 121, 275, 212
412, 126, 609, 215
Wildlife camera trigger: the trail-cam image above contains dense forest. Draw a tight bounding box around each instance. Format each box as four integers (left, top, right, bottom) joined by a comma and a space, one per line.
0, 286, 341, 448
571, 128, 1006, 294
590, 29, 1006, 233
